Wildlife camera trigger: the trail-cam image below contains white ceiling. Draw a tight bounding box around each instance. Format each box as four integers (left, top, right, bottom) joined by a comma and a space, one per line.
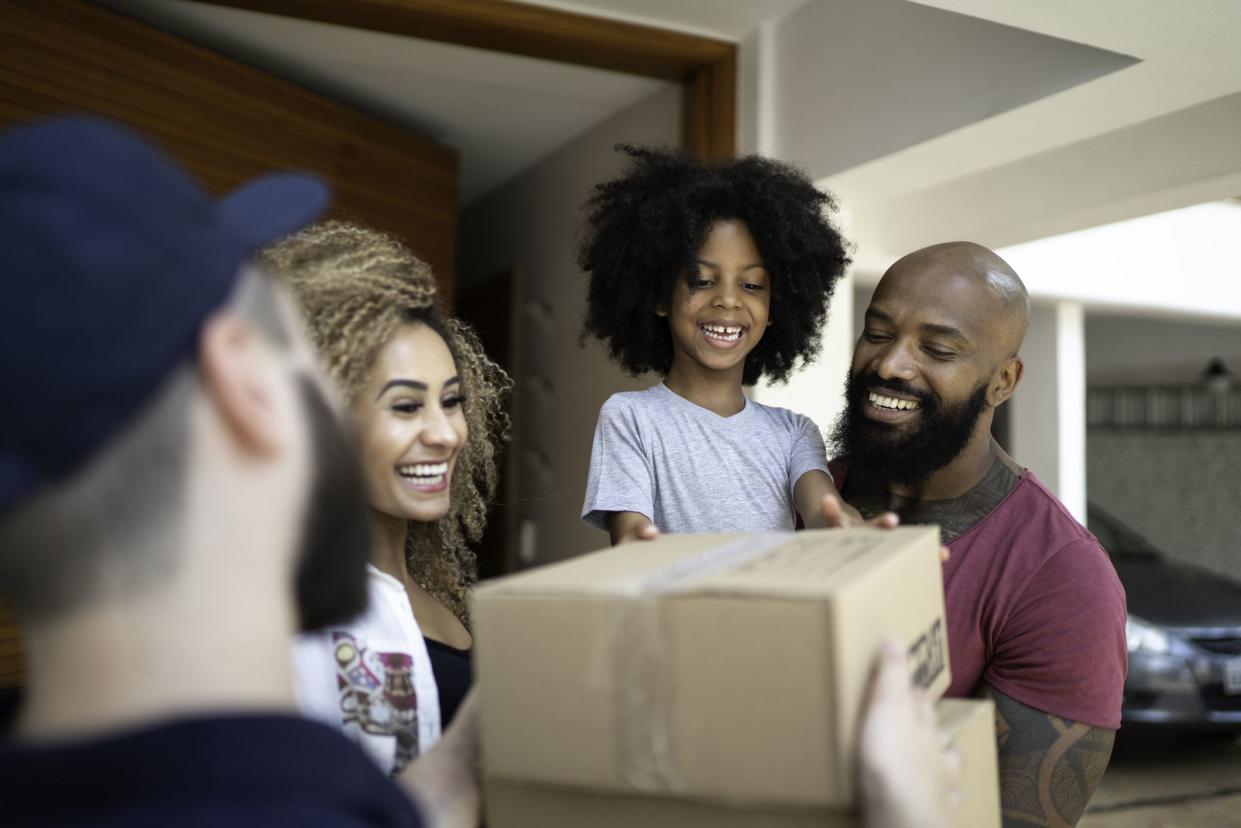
99, 0, 819, 204
99, 0, 676, 205
99, 0, 1241, 262
519, 0, 813, 39
834, 0, 1241, 201
823, 0, 1241, 276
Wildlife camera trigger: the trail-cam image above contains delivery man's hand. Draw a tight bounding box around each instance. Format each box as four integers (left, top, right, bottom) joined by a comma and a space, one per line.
400, 688, 483, 828
857, 641, 961, 828
607, 511, 661, 546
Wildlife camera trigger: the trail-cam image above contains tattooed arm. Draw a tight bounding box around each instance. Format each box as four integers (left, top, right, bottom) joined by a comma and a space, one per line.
980, 684, 1114, 827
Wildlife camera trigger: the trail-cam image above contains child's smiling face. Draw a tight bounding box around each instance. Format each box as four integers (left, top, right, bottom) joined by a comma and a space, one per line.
658, 218, 772, 380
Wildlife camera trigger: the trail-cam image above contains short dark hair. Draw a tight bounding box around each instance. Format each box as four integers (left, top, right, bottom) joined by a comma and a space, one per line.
0, 270, 289, 622
578, 145, 851, 385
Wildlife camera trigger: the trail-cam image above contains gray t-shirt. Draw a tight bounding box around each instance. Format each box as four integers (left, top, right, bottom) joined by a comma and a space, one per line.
581, 382, 831, 534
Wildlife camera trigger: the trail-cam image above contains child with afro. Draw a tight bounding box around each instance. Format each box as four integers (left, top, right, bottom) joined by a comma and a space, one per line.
579, 146, 892, 544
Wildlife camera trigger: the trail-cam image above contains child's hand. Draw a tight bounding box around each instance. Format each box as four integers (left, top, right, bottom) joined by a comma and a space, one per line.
818, 493, 899, 530
819, 495, 949, 560
632, 522, 660, 542
607, 511, 661, 546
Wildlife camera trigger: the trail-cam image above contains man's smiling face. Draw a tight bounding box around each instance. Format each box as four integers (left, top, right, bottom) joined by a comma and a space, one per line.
854, 268, 993, 429
833, 252, 1021, 487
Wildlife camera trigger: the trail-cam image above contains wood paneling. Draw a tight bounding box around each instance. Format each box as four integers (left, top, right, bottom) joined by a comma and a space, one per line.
195, 0, 738, 159
0, 0, 458, 284
0, 0, 460, 692
0, 598, 20, 690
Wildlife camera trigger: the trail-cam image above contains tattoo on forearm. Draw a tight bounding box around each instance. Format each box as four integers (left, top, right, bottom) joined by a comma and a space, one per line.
985, 686, 1114, 828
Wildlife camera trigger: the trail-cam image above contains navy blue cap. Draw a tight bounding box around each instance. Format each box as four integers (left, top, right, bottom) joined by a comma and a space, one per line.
0, 116, 330, 514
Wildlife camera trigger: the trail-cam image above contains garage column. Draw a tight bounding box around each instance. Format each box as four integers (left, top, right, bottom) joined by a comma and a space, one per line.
1009, 300, 1086, 523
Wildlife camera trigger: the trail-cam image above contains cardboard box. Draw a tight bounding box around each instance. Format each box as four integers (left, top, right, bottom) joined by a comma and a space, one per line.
936, 699, 1002, 828
474, 528, 950, 812
484, 699, 1000, 828
485, 780, 849, 828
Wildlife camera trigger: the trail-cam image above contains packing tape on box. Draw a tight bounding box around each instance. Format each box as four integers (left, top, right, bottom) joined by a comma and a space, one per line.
609, 532, 793, 792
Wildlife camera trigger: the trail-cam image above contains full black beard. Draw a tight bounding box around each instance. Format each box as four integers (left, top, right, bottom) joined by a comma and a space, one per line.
293, 378, 372, 632
830, 370, 990, 487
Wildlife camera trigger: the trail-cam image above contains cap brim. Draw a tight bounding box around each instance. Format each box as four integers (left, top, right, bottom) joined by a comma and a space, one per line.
216, 172, 331, 251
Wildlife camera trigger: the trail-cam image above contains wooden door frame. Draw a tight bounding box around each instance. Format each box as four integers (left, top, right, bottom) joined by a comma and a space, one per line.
193, 0, 736, 158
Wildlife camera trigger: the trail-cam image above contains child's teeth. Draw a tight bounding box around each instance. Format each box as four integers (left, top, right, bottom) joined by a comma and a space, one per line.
702, 324, 743, 341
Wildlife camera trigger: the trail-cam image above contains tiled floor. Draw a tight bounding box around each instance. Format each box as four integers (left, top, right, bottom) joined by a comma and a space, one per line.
1080, 730, 1241, 827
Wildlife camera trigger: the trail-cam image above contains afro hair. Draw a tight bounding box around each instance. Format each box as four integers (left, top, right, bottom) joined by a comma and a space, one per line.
578, 145, 851, 385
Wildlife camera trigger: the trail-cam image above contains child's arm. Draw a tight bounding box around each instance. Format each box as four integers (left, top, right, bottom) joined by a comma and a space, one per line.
788, 413, 897, 530
794, 470, 898, 529
582, 396, 659, 543
606, 511, 661, 546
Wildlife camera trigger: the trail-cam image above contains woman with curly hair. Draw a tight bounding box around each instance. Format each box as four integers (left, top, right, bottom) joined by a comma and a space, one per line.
260, 222, 509, 775
579, 146, 890, 544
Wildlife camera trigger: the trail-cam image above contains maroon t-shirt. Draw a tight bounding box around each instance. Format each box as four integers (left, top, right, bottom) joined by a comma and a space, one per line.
833, 464, 1128, 729
942, 471, 1127, 728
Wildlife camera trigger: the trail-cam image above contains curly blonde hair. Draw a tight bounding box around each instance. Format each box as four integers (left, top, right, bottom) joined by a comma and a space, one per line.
258, 221, 510, 622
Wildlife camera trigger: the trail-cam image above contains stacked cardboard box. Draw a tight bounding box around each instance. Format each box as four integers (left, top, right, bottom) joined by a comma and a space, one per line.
473, 528, 999, 826
484, 699, 998, 827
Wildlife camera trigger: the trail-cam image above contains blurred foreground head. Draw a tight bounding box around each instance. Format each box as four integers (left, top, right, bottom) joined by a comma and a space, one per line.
0, 116, 370, 642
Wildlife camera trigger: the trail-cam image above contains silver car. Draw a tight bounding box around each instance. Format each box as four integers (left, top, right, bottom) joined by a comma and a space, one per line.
1090, 505, 1241, 730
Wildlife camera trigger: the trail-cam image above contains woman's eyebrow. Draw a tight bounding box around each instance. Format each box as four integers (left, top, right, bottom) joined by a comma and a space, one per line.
377, 378, 426, 399
376, 376, 461, 400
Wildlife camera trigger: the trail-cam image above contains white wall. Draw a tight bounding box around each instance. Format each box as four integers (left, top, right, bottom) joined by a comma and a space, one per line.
750, 273, 856, 447
457, 85, 681, 565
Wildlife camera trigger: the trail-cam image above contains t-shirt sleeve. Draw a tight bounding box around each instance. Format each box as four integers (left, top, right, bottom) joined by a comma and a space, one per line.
983, 538, 1128, 729
787, 413, 832, 501
581, 396, 656, 530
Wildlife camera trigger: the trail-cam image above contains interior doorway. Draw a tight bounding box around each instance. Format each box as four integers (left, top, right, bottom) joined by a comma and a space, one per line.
455, 269, 519, 578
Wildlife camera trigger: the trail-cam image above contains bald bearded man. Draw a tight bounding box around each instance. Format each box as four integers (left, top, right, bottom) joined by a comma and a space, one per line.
829, 242, 1127, 828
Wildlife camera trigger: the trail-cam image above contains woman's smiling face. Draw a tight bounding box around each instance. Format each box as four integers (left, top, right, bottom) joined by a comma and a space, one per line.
351, 321, 467, 524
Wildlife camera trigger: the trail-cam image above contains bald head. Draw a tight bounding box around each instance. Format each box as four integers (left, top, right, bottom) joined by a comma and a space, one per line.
881, 241, 1029, 359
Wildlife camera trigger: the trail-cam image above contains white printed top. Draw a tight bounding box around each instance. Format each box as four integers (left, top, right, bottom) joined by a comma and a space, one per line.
291, 564, 442, 775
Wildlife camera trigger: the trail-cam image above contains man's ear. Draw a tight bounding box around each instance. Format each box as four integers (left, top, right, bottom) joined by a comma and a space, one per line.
198, 311, 287, 456
988, 356, 1023, 407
